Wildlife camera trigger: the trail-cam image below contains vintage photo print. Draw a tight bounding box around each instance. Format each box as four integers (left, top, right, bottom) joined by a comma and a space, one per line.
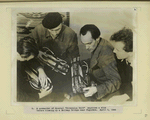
12, 8, 137, 105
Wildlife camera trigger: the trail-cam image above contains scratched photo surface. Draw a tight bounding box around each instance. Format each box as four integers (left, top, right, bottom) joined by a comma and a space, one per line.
13, 8, 136, 104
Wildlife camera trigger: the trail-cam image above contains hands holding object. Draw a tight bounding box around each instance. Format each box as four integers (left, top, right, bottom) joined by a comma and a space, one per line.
37, 47, 69, 76
25, 66, 53, 98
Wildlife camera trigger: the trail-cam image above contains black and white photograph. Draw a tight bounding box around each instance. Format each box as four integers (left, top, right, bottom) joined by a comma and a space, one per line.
13, 8, 136, 104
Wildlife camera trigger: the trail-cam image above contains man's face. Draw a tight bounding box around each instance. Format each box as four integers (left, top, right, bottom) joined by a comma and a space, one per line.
80, 31, 97, 53
17, 52, 35, 61
48, 23, 62, 39
111, 41, 130, 60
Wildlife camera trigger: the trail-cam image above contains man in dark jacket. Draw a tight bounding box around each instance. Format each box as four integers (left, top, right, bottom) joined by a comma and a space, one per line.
79, 24, 121, 100
29, 12, 79, 62
29, 12, 80, 97
108, 28, 133, 103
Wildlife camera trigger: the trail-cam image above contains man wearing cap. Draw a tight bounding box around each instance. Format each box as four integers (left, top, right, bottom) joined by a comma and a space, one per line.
29, 12, 79, 62
29, 12, 79, 99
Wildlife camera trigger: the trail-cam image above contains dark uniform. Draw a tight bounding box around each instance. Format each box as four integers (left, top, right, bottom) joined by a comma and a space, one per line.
29, 24, 79, 101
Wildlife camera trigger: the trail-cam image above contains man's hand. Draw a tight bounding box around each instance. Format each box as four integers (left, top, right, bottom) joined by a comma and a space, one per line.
38, 68, 49, 89
83, 86, 97, 97
108, 94, 130, 104
38, 86, 53, 99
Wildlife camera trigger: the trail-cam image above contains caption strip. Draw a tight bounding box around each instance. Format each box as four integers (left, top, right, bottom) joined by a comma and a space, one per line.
24, 106, 122, 113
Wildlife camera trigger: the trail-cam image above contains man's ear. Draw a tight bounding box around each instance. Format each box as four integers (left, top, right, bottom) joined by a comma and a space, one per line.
95, 36, 101, 42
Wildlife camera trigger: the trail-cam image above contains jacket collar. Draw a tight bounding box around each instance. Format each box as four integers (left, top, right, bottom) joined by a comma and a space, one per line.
90, 38, 104, 69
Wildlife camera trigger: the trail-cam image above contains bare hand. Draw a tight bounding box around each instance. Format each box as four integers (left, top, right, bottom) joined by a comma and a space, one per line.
83, 86, 97, 97
38, 86, 53, 99
38, 68, 49, 89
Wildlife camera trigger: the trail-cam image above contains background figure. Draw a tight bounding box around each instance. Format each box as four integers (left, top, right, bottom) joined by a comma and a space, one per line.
17, 36, 52, 102
80, 24, 121, 100
108, 27, 133, 103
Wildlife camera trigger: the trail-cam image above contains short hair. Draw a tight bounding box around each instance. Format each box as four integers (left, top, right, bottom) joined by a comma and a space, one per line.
110, 27, 133, 52
80, 24, 101, 40
42, 12, 62, 29
17, 36, 39, 58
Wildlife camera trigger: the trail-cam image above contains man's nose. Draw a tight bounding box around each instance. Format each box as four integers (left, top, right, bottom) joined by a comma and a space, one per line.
53, 31, 58, 35
113, 49, 116, 53
85, 45, 90, 50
